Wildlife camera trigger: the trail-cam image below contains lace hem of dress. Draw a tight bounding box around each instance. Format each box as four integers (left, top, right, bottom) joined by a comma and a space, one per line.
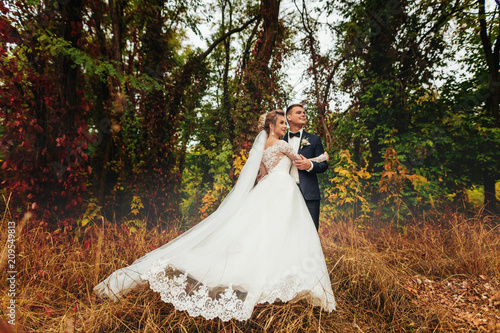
141, 260, 334, 321
142, 261, 254, 321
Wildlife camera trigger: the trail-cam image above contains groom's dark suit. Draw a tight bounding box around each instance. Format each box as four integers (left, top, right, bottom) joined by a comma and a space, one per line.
284, 130, 328, 230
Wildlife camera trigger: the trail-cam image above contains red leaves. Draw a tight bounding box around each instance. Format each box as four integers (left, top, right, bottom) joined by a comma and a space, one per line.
70, 21, 83, 38
81, 100, 92, 112
21, 140, 31, 149
252, 38, 263, 56
56, 136, 67, 148
379, 147, 418, 196
34, 124, 43, 133
43, 96, 53, 107
1, 56, 92, 220
241, 140, 252, 150
11, 73, 23, 83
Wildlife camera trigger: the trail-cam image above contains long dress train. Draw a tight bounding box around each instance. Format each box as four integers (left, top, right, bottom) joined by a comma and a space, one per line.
94, 131, 336, 321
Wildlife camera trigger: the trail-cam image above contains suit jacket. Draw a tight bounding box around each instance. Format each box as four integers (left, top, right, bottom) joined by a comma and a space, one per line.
284, 130, 328, 201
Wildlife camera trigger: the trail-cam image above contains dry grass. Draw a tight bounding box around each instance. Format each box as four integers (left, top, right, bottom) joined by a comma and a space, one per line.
322, 212, 500, 332
1, 210, 499, 332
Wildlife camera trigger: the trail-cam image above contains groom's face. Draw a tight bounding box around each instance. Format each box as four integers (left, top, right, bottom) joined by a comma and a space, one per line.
287, 106, 307, 127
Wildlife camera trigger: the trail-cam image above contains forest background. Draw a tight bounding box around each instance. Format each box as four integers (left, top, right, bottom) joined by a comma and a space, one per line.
1, 0, 499, 226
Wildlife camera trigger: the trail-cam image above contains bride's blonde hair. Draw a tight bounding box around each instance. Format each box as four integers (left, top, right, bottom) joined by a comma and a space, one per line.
258, 109, 285, 135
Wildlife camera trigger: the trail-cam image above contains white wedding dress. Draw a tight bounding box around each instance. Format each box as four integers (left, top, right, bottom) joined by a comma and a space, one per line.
94, 131, 336, 321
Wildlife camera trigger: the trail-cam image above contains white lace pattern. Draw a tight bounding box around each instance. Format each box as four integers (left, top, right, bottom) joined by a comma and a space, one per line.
142, 258, 335, 321
142, 261, 255, 321
262, 140, 327, 174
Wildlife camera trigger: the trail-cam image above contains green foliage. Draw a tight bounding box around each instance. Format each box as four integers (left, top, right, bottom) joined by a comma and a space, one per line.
331, 0, 461, 164
124, 218, 145, 234
377, 147, 419, 223
423, 70, 500, 204
467, 185, 485, 209
78, 199, 102, 228
322, 147, 437, 224
130, 195, 145, 217
2, 0, 498, 226
35, 31, 164, 92
323, 150, 372, 222
180, 150, 206, 219
316, 0, 500, 219
193, 139, 234, 219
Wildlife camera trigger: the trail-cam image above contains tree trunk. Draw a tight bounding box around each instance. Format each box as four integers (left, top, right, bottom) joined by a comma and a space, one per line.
235, 0, 281, 144
59, 0, 83, 130
478, 0, 499, 213
222, 0, 235, 137
96, 0, 124, 207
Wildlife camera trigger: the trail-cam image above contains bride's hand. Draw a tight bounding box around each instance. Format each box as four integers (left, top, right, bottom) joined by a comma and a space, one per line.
323, 152, 329, 161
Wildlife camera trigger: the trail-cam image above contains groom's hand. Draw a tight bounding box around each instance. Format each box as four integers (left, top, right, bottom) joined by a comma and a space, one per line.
295, 155, 312, 170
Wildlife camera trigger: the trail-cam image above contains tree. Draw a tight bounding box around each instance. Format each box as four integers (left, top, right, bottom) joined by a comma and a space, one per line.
435, 0, 500, 213
477, 0, 499, 213
234, 0, 284, 145
0, 0, 265, 224
294, 0, 345, 150
328, 0, 469, 205
0, 0, 93, 221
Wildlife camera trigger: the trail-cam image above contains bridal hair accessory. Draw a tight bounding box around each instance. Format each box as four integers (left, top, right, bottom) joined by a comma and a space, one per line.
261, 112, 268, 127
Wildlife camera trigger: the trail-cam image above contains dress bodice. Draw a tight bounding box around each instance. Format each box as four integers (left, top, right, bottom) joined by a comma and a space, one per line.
262, 140, 297, 174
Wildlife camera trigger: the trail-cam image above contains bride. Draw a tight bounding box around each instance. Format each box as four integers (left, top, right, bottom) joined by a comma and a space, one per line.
94, 109, 336, 321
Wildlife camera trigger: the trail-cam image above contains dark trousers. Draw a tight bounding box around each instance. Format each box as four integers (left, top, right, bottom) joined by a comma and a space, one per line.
305, 199, 320, 231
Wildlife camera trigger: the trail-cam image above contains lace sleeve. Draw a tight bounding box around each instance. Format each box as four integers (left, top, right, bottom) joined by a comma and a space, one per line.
278, 141, 327, 162
278, 141, 301, 160
309, 154, 328, 163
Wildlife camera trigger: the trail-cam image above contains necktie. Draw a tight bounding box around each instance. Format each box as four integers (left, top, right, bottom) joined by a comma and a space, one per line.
289, 131, 300, 138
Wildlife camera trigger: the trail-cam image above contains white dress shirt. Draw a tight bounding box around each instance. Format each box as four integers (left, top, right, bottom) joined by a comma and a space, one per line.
288, 129, 313, 183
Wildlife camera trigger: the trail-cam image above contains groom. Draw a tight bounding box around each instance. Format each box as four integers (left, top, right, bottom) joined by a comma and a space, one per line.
284, 104, 328, 231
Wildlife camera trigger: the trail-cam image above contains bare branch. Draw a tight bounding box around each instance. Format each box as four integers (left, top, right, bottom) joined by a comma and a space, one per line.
323, 57, 346, 106
416, 0, 466, 47
199, 15, 261, 60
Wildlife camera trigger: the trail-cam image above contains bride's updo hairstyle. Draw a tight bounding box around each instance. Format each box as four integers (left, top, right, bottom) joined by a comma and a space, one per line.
258, 109, 285, 135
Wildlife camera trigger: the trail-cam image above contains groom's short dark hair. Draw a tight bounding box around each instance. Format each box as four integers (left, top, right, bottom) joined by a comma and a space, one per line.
286, 104, 303, 115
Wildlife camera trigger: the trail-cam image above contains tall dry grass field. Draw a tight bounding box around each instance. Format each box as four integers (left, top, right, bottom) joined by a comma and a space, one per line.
1, 210, 499, 332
